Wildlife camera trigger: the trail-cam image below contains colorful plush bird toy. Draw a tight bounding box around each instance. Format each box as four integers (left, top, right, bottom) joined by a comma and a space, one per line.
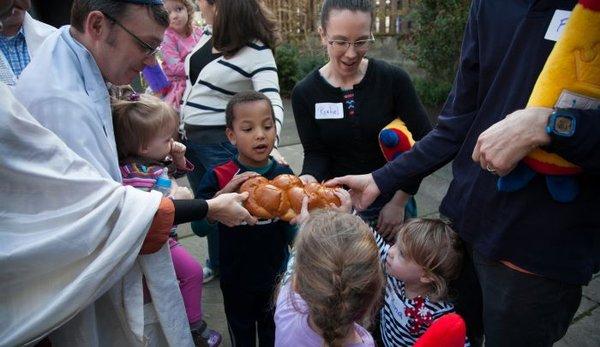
498, 0, 600, 202
378, 118, 415, 161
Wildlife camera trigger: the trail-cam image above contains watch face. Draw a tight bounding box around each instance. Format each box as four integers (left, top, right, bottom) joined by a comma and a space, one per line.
555, 116, 573, 134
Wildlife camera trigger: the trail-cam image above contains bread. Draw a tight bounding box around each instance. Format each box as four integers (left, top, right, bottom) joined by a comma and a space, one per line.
239, 174, 341, 221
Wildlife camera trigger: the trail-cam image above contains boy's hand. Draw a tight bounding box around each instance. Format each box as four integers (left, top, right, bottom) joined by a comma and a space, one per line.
170, 140, 187, 168
217, 171, 260, 196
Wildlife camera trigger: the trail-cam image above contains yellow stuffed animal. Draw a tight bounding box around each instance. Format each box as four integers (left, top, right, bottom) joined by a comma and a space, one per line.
498, 0, 600, 202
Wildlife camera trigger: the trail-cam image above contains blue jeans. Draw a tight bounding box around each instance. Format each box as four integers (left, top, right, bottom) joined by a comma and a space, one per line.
185, 139, 237, 270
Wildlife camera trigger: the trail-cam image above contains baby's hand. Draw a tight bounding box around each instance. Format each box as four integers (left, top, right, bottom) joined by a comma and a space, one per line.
171, 186, 194, 200
332, 188, 353, 213
171, 140, 186, 157
217, 171, 260, 196
170, 140, 187, 168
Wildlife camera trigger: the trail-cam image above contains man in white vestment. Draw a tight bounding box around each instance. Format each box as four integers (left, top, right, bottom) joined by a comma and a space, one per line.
0, 0, 256, 345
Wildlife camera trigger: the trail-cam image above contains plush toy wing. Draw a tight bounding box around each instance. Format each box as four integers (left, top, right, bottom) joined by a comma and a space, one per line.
498, 0, 600, 202
413, 313, 467, 347
378, 118, 415, 162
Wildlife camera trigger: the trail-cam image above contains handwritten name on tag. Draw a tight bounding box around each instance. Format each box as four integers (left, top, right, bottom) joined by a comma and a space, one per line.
315, 102, 344, 120
544, 10, 571, 42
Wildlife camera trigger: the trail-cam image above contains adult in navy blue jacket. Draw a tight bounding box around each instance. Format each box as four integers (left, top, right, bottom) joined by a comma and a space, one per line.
330, 1, 600, 346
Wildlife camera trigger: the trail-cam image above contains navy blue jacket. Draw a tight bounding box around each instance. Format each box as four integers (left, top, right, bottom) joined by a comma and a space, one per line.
373, 0, 600, 285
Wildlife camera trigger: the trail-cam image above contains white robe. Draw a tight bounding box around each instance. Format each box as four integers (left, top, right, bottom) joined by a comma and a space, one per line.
11, 26, 193, 346
0, 12, 56, 85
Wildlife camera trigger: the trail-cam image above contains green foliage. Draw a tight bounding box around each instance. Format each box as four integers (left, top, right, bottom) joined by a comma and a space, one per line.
403, 0, 470, 106
275, 43, 300, 97
298, 52, 327, 78
413, 77, 452, 108
275, 42, 327, 96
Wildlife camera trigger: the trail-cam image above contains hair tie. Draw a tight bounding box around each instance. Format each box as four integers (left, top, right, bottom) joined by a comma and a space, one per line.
127, 92, 140, 101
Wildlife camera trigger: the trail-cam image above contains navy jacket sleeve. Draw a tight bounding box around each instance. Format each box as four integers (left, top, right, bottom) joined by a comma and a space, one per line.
292, 82, 331, 179
548, 108, 600, 173
372, 0, 481, 195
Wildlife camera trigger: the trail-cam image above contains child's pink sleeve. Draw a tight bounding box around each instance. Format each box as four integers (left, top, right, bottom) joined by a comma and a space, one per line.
160, 31, 187, 79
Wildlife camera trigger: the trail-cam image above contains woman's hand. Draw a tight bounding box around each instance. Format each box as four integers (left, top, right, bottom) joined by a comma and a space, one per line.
216, 171, 259, 196
206, 192, 257, 227
270, 148, 288, 165
377, 190, 410, 241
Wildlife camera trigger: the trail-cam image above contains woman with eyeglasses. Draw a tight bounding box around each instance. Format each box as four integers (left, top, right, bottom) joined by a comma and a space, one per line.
292, 0, 432, 238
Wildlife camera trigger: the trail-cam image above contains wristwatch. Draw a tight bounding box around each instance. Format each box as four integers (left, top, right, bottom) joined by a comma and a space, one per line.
546, 108, 576, 137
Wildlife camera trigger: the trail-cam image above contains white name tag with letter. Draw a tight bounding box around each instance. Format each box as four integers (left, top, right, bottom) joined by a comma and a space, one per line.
544, 10, 571, 42
315, 102, 344, 120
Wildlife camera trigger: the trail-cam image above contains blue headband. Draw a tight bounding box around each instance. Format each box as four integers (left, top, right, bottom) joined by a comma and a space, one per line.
115, 0, 164, 5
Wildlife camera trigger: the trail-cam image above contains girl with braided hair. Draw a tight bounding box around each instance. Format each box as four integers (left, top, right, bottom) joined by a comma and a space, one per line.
275, 210, 384, 346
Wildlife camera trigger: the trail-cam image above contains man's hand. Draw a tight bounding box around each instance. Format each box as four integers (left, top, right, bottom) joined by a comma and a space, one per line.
170, 140, 188, 169
216, 171, 259, 196
377, 189, 410, 241
326, 174, 380, 211
472, 107, 552, 176
206, 192, 257, 227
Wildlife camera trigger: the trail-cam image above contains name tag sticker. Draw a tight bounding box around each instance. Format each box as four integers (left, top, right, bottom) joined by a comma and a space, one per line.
545, 10, 571, 42
315, 102, 344, 120
555, 90, 600, 110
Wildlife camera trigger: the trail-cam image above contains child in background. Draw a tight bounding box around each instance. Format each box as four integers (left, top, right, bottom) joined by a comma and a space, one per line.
275, 210, 384, 347
374, 219, 469, 347
161, 0, 203, 110
195, 91, 295, 346
111, 92, 221, 347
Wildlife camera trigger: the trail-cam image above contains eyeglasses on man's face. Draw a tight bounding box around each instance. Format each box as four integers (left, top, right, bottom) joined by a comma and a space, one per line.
102, 12, 160, 56
327, 34, 375, 53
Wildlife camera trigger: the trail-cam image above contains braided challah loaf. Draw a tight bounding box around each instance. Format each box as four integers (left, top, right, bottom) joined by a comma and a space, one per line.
239, 174, 341, 221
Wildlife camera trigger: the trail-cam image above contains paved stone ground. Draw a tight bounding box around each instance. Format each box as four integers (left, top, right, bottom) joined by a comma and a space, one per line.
175, 99, 600, 346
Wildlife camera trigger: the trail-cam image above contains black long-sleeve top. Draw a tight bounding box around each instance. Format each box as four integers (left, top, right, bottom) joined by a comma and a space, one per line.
373, 0, 600, 285
292, 58, 431, 219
